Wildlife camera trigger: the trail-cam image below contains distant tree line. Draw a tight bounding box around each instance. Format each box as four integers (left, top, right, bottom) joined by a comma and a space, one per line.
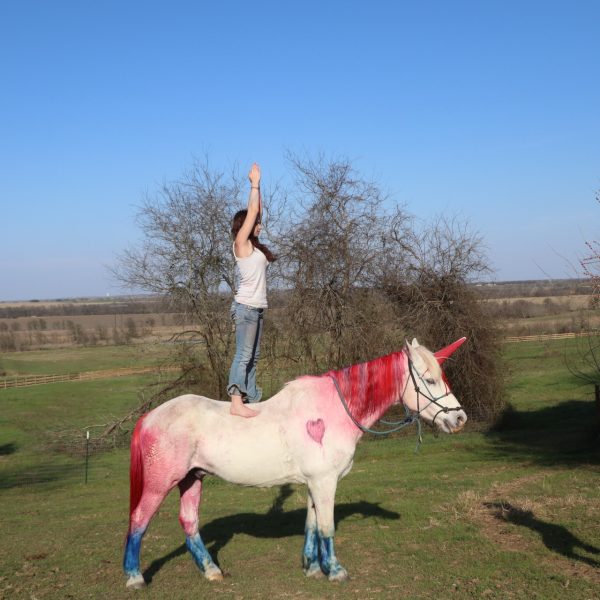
0, 300, 161, 319
114, 154, 506, 422
475, 279, 592, 299
0, 317, 152, 352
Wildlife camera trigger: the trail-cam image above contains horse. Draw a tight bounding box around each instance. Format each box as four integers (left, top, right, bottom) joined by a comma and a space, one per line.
123, 337, 468, 588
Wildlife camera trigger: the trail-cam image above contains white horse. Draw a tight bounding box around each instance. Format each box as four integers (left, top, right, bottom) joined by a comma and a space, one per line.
123, 337, 467, 588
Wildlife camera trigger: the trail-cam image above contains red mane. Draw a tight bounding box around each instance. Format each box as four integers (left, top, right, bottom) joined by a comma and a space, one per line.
325, 351, 406, 424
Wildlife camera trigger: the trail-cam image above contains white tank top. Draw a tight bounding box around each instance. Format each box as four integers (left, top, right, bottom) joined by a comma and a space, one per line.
233, 243, 268, 308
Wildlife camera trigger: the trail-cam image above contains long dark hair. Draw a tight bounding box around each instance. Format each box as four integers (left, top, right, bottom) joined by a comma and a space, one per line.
231, 210, 276, 262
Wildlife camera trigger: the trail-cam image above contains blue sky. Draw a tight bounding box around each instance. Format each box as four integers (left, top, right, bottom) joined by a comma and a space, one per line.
1, 0, 599, 301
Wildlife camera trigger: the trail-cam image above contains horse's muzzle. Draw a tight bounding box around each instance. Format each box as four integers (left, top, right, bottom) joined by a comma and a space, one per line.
442, 410, 467, 434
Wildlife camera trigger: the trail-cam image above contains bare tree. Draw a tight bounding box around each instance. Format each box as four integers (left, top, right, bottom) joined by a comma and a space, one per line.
111, 153, 505, 424
113, 159, 248, 399
581, 192, 600, 307
569, 191, 600, 391
276, 153, 402, 372
380, 215, 506, 421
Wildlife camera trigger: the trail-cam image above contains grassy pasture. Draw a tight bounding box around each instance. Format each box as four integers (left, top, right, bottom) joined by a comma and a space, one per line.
485, 295, 591, 307
0, 341, 599, 599
0, 344, 171, 376
486, 295, 600, 336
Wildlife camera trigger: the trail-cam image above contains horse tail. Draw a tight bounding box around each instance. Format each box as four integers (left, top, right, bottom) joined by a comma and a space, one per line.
129, 413, 148, 522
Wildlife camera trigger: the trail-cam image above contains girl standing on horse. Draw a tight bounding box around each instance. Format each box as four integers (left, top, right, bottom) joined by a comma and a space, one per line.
228, 163, 275, 417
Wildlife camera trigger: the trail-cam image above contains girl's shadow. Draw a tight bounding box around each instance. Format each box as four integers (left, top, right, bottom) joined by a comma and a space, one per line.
485, 501, 600, 567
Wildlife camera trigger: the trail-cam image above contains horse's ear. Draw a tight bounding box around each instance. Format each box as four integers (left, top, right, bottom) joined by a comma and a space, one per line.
434, 337, 467, 365
405, 339, 425, 368
411, 338, 420, 348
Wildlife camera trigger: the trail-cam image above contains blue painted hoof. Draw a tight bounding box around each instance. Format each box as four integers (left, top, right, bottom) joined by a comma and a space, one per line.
304, 563, 325, 578
328, 566, 349, 582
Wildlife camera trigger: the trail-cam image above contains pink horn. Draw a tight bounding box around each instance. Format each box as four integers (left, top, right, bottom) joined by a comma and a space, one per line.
434, 337, 467, 365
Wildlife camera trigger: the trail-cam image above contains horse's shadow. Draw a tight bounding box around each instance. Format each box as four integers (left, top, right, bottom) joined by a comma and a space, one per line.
485, 501, 600, 568
143, 485, 400, 583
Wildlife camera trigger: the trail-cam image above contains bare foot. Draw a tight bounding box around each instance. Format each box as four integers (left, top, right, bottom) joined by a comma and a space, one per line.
230, 404, 259, 418
230, 395, 259, 418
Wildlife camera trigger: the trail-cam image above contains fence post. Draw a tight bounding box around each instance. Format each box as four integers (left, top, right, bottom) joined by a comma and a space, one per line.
85, 430, 90, 484
595, 384, 600, 433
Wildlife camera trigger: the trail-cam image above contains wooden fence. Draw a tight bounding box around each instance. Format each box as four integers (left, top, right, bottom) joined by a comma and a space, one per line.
2, 331, 596, 389
0, 366, 178, 390
504, 332, 592, 343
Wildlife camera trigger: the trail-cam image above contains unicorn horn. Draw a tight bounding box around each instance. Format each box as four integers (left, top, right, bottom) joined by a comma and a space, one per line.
434, 337, 467, 365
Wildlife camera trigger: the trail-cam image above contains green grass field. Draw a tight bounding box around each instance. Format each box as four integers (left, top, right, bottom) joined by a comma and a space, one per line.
0, 344, 171, 376
0, 340, 599, 599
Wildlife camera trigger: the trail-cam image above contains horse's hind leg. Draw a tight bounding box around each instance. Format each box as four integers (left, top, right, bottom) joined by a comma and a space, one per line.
308, 476, 349, 582
124, 489, 170, 589
302, 493, 323, 578
178, 472, 223, 581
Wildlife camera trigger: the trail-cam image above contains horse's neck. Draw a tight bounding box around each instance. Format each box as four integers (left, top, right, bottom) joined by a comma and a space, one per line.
327, 350, 408, 430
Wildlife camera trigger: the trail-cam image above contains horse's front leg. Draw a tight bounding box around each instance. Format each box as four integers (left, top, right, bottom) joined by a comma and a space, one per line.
302, 493, 323, 578
308, 476, 349, 582
178, 473, 223, 581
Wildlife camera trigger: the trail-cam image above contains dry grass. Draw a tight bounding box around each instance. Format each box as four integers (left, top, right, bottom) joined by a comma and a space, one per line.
483, 294, 591, 308
443, 471, 600, 588
1, 281, 598, 352
0, 312, 184, 351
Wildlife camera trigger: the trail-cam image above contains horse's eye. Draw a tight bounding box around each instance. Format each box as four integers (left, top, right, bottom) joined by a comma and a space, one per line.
425, 378, 435, 385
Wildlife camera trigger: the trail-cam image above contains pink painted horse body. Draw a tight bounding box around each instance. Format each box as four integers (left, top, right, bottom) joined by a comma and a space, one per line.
123, 338, 467, 588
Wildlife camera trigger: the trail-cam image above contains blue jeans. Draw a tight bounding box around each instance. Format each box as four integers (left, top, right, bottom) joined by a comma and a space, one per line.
227, 301, 264, 403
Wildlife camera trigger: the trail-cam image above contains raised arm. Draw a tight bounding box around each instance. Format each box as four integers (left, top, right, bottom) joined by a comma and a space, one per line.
234, 163, 261, 257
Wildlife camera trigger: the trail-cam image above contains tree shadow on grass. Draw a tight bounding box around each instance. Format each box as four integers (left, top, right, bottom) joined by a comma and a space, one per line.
0, 461, 82, 489
0, 442, 17, 456
143, 485, 400, 583
484, 399, 600, 466
485, 501, 600, 568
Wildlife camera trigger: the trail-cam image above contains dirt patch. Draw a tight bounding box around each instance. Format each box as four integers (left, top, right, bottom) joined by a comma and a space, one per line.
452, 473, 600, 586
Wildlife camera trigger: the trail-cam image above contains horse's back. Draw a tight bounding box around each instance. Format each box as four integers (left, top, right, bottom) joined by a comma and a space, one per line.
136, 393, 291, 485
144, 393, 223, 426
136, 382, 357, 488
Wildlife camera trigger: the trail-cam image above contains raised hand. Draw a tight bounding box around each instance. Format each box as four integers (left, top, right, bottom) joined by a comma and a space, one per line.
248, 163, 261, 188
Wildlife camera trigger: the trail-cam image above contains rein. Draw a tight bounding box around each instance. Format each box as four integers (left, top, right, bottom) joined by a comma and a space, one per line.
329, 354, 464, 450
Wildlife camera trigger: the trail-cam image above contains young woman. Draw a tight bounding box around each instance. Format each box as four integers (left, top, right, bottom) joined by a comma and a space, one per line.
227, 163, 275, 417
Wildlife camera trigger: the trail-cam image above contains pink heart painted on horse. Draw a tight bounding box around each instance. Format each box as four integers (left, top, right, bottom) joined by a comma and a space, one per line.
306, 418, 325, 444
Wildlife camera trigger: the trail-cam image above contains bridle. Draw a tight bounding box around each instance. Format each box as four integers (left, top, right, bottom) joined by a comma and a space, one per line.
329, 352, 464, 445
405, 355, 464, 428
